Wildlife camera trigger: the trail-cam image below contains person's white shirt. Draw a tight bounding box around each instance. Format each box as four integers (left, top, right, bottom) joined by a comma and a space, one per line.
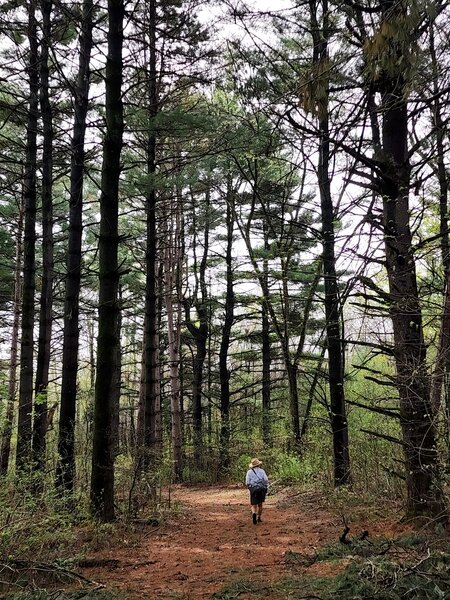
245, 466, 268, 487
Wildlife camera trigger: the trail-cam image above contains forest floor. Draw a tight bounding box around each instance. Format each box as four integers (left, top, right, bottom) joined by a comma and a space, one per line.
77, 484, 412, 599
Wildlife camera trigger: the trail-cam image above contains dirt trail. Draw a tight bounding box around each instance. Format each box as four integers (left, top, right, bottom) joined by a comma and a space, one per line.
80, 485, 404, 599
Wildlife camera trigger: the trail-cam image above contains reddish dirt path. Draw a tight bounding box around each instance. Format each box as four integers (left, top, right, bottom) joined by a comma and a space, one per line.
80, 485, 406, 599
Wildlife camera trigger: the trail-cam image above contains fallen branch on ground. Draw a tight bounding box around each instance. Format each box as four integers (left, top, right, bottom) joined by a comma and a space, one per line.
0, 558, 103, 587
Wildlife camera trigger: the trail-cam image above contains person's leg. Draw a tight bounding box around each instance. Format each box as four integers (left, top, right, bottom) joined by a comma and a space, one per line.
257, 502, 263, 521
251, 503, 258, 524
250, 491, 258, 524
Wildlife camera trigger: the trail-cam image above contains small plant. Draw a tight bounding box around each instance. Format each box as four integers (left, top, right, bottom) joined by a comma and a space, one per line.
394, 531, 427, 548
0, 475, 79, 561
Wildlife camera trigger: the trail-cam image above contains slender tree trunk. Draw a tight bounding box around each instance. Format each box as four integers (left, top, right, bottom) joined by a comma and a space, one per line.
285, 360, 300, 447
164, 206, 183, 481
155, 261, 164, 445
301, 348, 326, 437
309, 0, 350, 486
185, 189, 210, 465
16, 1, 39, 470
112, 286, 122, 457
56, 0, 93, 492
429, 19, 450, 417
136, 338, 146, 449
88, 318, 95, 390
90, 0, 124, 521
191, 332, 207, 463
280, 257, 302, 447
33, 0, 54, 471
141, 0, 161, 470
0, 205, 24, 474
261, 222, 271, 445
219, 184, 235, 474
377, 0, 444, 519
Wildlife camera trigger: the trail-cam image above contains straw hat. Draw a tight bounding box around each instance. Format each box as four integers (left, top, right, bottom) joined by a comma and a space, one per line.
249, 458, 262, 468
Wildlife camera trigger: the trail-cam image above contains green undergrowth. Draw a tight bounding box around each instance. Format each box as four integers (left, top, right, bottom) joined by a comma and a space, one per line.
0, 478, 81, 562
0, 474, 133, 598
213, 532, 450, 600
324, 484, 402, 523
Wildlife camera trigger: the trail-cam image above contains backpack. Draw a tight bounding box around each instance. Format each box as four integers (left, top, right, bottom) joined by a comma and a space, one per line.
249, 468, 268, 491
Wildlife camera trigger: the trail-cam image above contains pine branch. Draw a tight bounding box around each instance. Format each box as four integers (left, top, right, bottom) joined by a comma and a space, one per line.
346, 339, 395, 356
360, 429, 405, 446
340, 0, 381, 14
358, 276, 391, 303
347, 398, 400, 418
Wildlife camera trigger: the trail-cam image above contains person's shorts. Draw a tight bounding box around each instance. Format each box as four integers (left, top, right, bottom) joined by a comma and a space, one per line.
250, 488, 267, 505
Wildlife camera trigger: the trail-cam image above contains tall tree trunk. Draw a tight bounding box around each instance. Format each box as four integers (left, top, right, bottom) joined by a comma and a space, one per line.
163, 205, 183, 481
429, 18, 450, 417
112, 286, 122, 457
185, 188, 210, 466
191, 327, 207, 463
377, 0, 444, 519
261, 221, 271, 444
309, 0, 350, 486
285, 360, 300, 447
140, 0, 161, 471
280, 257, 301, 447
90, 0, 124, 521
56, 0, 93, 492
219, 184, 235, 474
16, 1, 39, 470
33, 0, 54, 471
0, 205, 24, 474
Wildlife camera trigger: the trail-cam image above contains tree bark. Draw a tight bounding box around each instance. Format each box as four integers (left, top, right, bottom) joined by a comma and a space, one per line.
163, 205, 183, 481
261, 221, 271, 444
90, 0, 124, 521
219, 183, 235, 474
111, 286, 122, 457
309, 0, 350, 485
376, 0, 444, 519
0, 204, 24, 474
16, 1, 39, 470
429, 18, 450, 417
33, 0, 54, 471
56, 0, 93, 492
185, 188, 210, 465
141, 0, 161, 470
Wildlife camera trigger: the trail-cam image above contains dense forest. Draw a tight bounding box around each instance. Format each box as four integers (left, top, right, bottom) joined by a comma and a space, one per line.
0, 0, 450, 593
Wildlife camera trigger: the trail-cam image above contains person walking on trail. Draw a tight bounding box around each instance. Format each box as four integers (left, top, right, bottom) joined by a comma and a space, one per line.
245, 458, 269, 525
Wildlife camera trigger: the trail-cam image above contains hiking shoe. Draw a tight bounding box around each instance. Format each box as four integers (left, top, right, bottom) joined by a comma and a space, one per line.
252, 513, 257, 525
257, 516, 262, 523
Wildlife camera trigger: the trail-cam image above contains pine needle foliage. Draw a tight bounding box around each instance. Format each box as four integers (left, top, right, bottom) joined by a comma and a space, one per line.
214, 534, 450, 600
